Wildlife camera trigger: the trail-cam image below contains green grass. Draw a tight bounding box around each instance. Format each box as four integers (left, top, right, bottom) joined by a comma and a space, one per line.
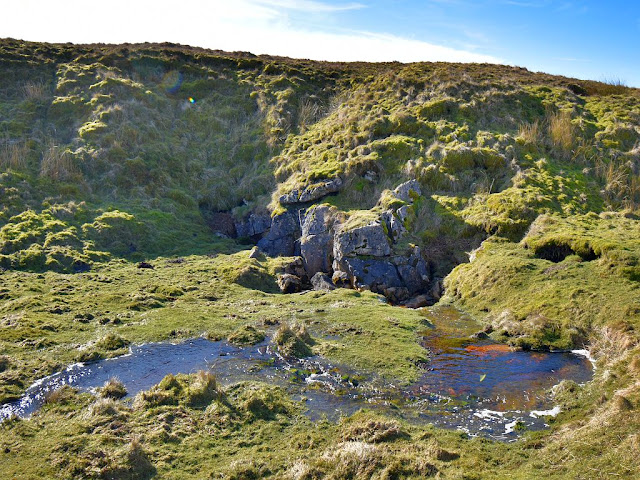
0, 251, 429, 403
1, 38, 640, 479
443, 212, 640, 350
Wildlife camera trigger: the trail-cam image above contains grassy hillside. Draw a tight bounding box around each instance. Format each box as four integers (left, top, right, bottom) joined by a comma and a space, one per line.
1, 38, 639, 478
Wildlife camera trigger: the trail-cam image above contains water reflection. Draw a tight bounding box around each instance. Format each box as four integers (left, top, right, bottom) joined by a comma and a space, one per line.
0, 306, 593, 441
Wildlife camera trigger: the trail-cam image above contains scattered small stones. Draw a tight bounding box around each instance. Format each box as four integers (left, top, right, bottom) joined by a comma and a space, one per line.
74, 313, 95, 323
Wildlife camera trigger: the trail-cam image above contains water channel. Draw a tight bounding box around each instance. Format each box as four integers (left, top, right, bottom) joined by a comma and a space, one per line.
0, 306, 593, 441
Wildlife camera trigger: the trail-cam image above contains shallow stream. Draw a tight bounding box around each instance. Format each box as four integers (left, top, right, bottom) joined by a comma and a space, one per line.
0, 306, 593, 440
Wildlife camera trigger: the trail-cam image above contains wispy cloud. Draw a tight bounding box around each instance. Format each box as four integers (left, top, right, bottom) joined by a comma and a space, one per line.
0, 0, 501, 64
252, 0, 365, 12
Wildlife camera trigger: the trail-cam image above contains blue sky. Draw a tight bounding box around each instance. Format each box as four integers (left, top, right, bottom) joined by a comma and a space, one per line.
1, 0, 639, 86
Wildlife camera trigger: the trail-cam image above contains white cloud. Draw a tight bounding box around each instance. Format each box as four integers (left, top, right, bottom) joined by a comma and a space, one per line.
0, 0, 502, 64
252, 0, 366, 12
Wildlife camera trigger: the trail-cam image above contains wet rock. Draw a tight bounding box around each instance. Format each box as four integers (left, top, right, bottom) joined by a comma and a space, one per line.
257, 211, 301, 256
392, 179, 422, 202
300, 205, 336, 276
234, 213, 271, 239
311, 272, 335, 291
279, 177, 343, 205
276, 273, 303, 294
333, 222, 391, 260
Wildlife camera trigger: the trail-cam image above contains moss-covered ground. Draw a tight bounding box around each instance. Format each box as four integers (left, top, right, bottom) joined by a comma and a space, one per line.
1, 39, 639, 478
0, 250, 428, 404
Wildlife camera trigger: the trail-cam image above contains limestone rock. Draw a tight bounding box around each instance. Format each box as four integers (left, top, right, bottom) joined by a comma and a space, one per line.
332, 270, 350, 288
392, 179, 422, 202
394, 246, 430, 293
333, 223, 391, 260
301, 204, 334, 237
338, 257, 403, 291
279, 178, 343, 205
234, 213, 271, 238
301, 233, 333, 276
404, 294, 429, 309
282, 256, 307, 280
257, 211, 300, 257
310, 272, 335, 291
382, 205, 410, 242
300, 205, 335, 276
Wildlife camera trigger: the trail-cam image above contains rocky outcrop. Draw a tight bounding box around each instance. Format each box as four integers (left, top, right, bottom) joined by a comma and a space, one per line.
333, 222, 392, 260
381, 206, 409, 243
300, 205, 336, 276
276, 273, 303, 293
281, 256, 307, 281
234, 213, 271, 239
234, 179, 438, 305
394, 246, 430, 293
279, 178, 343, 205
334, 245, 430, 302
392, 179, 421, 202
328, 180, 431, 303
257, 211, 301, 256
339, 257, 403, 290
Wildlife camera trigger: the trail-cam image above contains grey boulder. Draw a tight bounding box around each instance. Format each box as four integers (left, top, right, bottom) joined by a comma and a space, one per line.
310, 272, 335, 291
257, 211, 301, 257
333, 222, 391, 260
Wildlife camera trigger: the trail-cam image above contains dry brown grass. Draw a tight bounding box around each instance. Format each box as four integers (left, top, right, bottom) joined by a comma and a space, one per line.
548, 110, 575, 156
595, 158, 640, 210
518, 119, 542, 145
0, 139, 29, 170
40, 142, 78, 180
590, 324, 637, 363
21, 81, 48, 101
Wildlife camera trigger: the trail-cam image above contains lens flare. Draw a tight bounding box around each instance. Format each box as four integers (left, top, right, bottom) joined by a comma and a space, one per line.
161, 70, 183, 94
